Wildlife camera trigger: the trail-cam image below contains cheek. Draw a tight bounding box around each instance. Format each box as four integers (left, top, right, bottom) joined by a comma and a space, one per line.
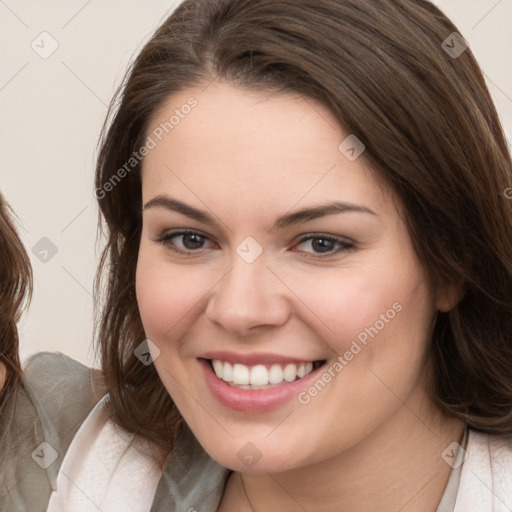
285, 267, 407, 342
286, 255, 435, 365
283, 264, 436, 459
135, 247, 208, 344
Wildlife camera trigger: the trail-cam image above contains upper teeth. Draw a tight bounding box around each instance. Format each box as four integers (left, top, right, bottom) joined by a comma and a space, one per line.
211, 360, 314, 387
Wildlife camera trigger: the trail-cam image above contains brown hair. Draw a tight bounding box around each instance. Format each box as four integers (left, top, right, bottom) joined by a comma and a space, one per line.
95, 0, 512, 455
0, 194, 32, 404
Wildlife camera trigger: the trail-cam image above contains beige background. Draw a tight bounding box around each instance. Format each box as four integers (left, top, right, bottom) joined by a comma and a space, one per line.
0, 0, 510, 368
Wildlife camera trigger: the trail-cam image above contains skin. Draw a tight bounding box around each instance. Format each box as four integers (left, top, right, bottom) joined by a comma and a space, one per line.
136, 82, 463, 511
0, 363, 5, 390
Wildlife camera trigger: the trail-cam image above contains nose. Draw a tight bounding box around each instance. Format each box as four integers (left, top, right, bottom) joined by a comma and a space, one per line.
205, 256, 292, 336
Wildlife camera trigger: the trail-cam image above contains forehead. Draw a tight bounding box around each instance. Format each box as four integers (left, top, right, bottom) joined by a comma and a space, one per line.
142, 82, 389, 215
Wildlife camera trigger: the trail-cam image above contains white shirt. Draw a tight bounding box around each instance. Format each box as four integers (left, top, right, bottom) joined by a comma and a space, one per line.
48, 395, 512, 512
47, 396, 161, 512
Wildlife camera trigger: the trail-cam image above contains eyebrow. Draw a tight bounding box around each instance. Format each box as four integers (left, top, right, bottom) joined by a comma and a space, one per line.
143, 196, 376, 230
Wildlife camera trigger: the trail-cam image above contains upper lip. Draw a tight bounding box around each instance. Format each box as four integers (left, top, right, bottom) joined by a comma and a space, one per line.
199, 351, 323, 366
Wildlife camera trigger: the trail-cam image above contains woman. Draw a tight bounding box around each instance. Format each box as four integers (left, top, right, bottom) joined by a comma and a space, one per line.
0, 194, 31, 411
49, 0, 512, 510
0, 193, 104, 511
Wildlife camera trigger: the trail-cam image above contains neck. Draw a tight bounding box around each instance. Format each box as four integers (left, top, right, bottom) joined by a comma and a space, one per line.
222, 399, 464, 512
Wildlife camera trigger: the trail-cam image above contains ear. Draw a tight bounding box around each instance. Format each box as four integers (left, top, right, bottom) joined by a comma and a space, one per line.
435, 281, 465, 313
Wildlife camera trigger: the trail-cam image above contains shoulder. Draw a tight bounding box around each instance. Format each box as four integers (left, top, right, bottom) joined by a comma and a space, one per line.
23, 351, 106, 450
0, 353, 105, 512
485, 431, 512, 489
455, 430, 512, 511
467, 429, 512, 464
24, 350, 105, 403
24, 350, 100, 386
151, 425, 230, 511
48, 396, 162, 512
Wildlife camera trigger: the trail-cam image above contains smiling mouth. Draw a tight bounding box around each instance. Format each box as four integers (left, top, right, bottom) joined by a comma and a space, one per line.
205, 359, 326, 390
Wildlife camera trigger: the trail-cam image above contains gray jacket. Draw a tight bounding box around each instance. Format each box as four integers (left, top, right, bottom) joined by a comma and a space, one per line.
0, 352, 103, 512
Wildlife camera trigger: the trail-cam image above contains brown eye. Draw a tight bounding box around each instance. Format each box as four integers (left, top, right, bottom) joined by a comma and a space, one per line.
293, 234, 353, 256
311, 237, 337, 253
181, 233, 206, 249
157, 230, 215, 253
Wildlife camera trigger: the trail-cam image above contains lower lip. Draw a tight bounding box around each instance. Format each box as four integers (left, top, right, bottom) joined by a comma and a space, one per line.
199, 359, 326, 413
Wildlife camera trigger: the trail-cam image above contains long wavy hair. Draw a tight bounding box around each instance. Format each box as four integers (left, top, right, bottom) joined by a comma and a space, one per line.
0, 194, 32, 407
95, 0, 512, 456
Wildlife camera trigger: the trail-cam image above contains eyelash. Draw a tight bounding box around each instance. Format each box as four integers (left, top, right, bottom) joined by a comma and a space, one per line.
155, 229, 354, 258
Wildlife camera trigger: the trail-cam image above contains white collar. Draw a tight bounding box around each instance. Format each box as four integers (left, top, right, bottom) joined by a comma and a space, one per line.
47, 395, 162, 512
48, 396, 512, 512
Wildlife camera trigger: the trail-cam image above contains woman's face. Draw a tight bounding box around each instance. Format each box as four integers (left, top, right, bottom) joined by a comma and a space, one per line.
136, 82, 453, 472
